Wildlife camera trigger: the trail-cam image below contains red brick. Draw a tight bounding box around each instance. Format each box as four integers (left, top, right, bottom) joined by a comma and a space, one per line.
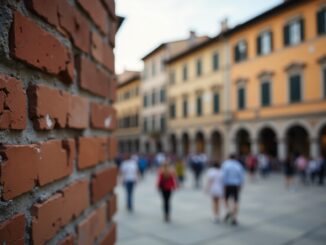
58, 0, 91, 52
0, 214, 25, 245
77, 0, 108, 35
100, 223, 116, 245
91, 166, 117, 203
103, 0, 116, 20
90, 103, 116, 130
32, 179, 89, 245
0, 145, 39, 200
109, 77, 117, 102
108, 20, 117, 47
37, 140, 73, 186
63, 138, 76, 167
28, 84, 69, 130
27, 0, 91, 52
0, 74, 27, 129
58, 235, 74, 245
67, 95, 89, 129
10, 12, 74, 83
107, 193, 117, 220
107, 137, 117, 160
78, 56, 112, 98
77, 137, 107, 169
77, 204, 107, 245
91, 31, 114, 72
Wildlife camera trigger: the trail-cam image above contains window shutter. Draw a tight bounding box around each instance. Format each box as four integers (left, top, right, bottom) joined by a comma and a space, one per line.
234, 45, 239, 62
323, 68, 326, 98
284, 24, 290, 46
269, 31, 273, 52
290, 75, 301, 103
317, 9, 325, 35
213, 93, 220, 113
300, 18, 305, 41
257, 35, 261, 55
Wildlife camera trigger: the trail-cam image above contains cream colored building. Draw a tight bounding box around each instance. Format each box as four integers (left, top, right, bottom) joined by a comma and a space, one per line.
141, 32, 208, 154
115, 70, 141, 154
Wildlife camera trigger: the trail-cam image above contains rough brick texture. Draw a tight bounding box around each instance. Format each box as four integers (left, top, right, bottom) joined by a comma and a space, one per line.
77, 204, 107, 245
1, 0, 117, 244
91, 166, 117, 203
91, 102, 117, 130
0, 75, 27, 129
0, 214, 25, 245
10, 12, 74, 83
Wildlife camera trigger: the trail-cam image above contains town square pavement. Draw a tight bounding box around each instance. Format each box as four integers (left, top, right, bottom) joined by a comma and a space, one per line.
115, 170, 326, 245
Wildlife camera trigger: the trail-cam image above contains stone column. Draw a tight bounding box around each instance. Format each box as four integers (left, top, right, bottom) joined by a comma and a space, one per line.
310, 138, 319, 159
277, 138, 286, 161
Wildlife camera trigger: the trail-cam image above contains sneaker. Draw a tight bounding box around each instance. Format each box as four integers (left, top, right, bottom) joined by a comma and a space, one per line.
224, 213, 231, 223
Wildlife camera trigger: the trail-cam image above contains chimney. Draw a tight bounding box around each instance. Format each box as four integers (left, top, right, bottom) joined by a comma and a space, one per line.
220, 18, 229, 33
188, 30, 196, 46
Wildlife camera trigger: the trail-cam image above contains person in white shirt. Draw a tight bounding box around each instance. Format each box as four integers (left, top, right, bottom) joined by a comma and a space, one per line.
120, 156, 139, 212
205, 162, 224, 223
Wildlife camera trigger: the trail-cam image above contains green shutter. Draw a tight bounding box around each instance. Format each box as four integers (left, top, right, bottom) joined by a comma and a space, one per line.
257, 35, 261, 55
261, 82, 271, 107
323, 68, 326, 98
213, 53, 219, 70
290, 75, 302, 103
213, 93, 220, 113
300, 18, 305, 41
238, 87, 245, 110
183, 100, 188, 117
197, 96, 202, 116
284, 24, 290, 46
317, 9, 326, 35
269, 31, 273, 52
234, 45, 239, 62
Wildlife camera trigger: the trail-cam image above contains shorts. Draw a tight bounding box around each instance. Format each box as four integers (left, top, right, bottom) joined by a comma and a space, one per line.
224, 185, 240, 203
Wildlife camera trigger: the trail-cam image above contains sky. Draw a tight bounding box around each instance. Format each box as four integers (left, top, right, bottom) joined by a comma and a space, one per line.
115, 0, 283, 74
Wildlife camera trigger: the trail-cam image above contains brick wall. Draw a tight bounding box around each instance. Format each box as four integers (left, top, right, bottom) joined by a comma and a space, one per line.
0, 0, 118, 244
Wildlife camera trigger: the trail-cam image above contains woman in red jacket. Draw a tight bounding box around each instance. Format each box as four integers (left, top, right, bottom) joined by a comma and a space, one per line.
157, 162, 178, 222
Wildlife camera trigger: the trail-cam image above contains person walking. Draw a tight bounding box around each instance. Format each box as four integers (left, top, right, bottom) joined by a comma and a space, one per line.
175, 157, 186, 186
257, 153, 269, 178
245, 153, 257, 181
120, 155, 139, 212
284, 155, 295, 189
295, 154, 308, 184
157, 162, 178, 222
221, 154, 245, 226
205, 162, 224, 223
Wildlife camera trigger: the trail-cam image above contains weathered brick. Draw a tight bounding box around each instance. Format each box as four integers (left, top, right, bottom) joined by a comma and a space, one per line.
77, 204, 107, 245
32, 179, 89, 245
0, 214, 25, 245
103, 0, 116, 20
90, 102, 117, 130
77, 137, 107, 169
0, 145, 39, 200
91, 31, 114, 72
77, 0, 108, 35
109, 77, 117, 102
99, 223, 116, 245
28, 84, 69, 130
78, 56, 112, 98
107, 136, 117, 160
37, 139, 74, 186
107, 193, 117, 220
67, 95, 89, 129
58, 235, 74, 245
91, 166, 117, 203
108, 20, 117, 47
10, 12, 74, 83
27, 0, 91, 52
0, 74, 27, 129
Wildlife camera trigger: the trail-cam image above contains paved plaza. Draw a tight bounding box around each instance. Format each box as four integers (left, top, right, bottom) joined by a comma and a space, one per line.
116, 170, 326, 245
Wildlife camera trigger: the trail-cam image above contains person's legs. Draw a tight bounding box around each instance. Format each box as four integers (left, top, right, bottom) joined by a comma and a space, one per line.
212, 197, 220, 221
162, 191, 171, 222
224, 186, 231, 222
125, 181, 134, 211
231, 186, 240, 225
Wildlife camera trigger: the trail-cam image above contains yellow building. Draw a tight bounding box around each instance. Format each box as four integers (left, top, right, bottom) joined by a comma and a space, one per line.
166, 0, 326, 160
115, 70, 141, 154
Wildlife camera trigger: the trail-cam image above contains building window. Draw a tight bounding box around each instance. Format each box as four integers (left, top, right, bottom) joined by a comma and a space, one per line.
169, 101, 176, 119
183, 64, 188, 81
234, 40, 247, 63
237, 85, 246, 110
152, 90, 156, 106
143, 118, 147, 133
170, 70, 176, 84
212, 52, 219, 71
257, 31, 272, 56
143, 94, 147, 108
284, 18, 304, 46
196, 58, 202, 77
289, 74, 302, 103
152, 60, 156, 77
160, 89, 166, 103
261, 80, 271, 107
151, 116, 155, 131
196, 94, 203, 116
213, 92, 220, 114
317, 7, 326, 35
183, 97, 188, 118
323, 66, 326, 98
160, 116, 165, 132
